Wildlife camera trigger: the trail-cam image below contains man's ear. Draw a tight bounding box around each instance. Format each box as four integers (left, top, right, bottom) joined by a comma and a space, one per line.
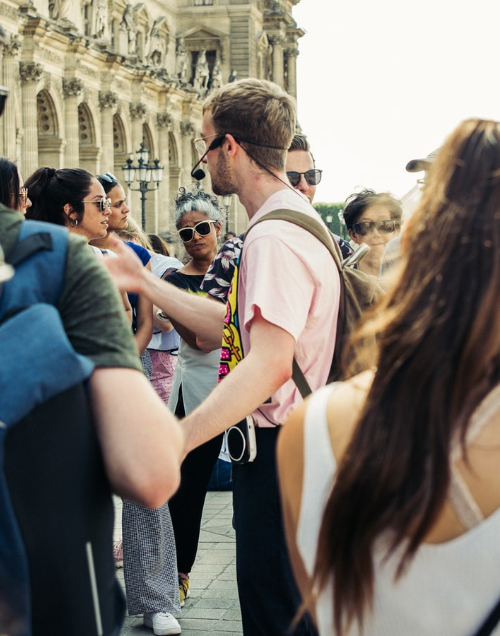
224, 134, 238, 157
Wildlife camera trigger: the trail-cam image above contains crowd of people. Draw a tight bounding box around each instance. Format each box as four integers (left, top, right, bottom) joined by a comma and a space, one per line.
1, 70, 500, 636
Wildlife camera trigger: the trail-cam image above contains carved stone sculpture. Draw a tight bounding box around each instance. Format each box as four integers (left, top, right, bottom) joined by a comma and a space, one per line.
176, 37, 188, 83
48, 0, 70, 21
148, 18, 166, 67
211, 60, 222, 90
194, 48, 209, 91
63, 78, 84, 99
94, 0, 108, 39
121, 3, 137, 55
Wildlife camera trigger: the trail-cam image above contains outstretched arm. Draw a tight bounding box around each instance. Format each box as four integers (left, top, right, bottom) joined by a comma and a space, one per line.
90, 367, 184, 508
104, 236, 225, 345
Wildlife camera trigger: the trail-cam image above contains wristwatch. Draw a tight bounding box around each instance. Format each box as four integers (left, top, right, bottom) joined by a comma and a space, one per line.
156, 309, 170, 321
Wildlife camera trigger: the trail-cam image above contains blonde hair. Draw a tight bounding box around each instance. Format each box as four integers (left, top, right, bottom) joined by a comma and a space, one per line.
203, 78, 296, 171
116, 216, 153, 251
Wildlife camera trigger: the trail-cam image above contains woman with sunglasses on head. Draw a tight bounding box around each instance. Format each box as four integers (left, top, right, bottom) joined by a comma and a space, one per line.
278, 119, 500, 636
165, 185, 225, 610
25, 167, 111, 242
343, 188, 402, 276
0, 157, 32, 215
94, 171, 153, 356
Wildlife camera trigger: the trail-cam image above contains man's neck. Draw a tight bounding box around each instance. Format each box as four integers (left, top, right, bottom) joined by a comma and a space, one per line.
237, 173, 291, 219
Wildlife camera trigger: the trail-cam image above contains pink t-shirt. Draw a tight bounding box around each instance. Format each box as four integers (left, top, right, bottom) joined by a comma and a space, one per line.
239, 188, 340, 428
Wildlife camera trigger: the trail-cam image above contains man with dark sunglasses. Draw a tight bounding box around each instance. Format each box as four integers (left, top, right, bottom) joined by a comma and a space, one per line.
286, 134, 353, 259
286, 133, 321, 204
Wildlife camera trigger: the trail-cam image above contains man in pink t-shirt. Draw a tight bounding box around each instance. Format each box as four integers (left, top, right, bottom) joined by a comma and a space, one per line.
103, 78, 339, 635
182, 79, 339, 635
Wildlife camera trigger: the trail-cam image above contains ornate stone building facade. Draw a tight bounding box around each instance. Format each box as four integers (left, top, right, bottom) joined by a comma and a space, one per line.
0, 0, 303, 232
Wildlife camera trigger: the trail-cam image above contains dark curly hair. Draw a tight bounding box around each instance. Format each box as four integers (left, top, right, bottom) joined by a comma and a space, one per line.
343, 188, 402, 230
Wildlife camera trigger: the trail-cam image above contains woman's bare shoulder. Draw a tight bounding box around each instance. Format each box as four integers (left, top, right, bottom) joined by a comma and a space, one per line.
325, 369, 374, 462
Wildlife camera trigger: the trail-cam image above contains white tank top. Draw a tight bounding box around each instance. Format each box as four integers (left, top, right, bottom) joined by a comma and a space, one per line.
296, 384, 500, 635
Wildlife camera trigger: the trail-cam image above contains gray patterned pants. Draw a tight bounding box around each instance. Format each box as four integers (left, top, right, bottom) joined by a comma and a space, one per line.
122, 500, 180, 616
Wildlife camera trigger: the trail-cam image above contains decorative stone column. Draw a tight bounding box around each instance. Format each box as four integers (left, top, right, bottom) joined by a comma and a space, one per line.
180, 121, 195, 186
2, 37, 21, 161
128, 102, 147, 220
99, 91, 118, 172
157, 113, 172, 232
271, 36, 284, 88
63, 78, 83, 168
286, 47, 298, 99
20, 62, 43, 177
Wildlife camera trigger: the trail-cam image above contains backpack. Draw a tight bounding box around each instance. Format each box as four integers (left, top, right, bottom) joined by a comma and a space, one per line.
0, 221, 124, 636
248, 209, 384, 395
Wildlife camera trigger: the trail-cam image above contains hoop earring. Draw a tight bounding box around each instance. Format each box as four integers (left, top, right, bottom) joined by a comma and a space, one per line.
69, 217, 78, 227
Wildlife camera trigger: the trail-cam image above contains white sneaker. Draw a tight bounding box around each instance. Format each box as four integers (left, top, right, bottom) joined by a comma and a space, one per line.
143, 611, 181, 635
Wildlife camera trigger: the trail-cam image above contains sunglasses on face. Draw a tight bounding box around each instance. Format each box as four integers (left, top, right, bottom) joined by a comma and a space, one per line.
352, 220, 398, 236
11, 187, 28, 205
98, 172, 118, 184
286, 169, 323, 187
194, 134, 226, 156
82, 196, 112, 212
178, 219, 216, 243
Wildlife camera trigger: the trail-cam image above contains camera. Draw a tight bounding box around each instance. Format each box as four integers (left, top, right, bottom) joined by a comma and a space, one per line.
226, 416, 257, 464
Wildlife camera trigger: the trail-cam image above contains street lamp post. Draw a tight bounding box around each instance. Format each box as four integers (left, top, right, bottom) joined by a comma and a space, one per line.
122, 141, 164, 229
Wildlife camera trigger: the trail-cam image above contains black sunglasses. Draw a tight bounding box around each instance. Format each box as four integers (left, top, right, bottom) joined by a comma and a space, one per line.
98, 172, 118, 184
286, 169, 322, 187
178, 220, 216, 243
353, 220, 398, 236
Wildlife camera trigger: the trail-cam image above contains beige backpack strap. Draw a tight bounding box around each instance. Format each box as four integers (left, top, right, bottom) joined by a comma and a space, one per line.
250, 209, 343, 270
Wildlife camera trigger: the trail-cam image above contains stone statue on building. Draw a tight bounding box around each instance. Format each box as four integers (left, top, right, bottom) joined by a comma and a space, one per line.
148, 17, 166, 67
265, 45, 273, 81
194, 48, 209, 91
176, 37, 188, 83
94, 0, 108, 39
211, 59, 222, 90
48, 0, 70, 21
121, 3, 137, 55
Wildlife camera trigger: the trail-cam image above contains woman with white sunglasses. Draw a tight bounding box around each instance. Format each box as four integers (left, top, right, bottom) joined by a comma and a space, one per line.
166, 185, 224, 611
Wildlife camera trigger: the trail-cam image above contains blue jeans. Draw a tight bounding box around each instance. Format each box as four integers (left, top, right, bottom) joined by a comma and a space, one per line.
232, 427, 317, 635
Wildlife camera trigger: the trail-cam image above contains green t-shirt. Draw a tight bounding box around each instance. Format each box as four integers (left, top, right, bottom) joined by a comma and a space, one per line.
0, 207, 142, 372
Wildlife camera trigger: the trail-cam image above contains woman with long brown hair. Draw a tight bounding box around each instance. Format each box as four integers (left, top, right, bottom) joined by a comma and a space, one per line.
278, 119, 500, 635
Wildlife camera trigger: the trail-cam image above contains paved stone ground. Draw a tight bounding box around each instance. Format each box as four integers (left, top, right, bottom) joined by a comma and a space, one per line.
117, 491, 243, 635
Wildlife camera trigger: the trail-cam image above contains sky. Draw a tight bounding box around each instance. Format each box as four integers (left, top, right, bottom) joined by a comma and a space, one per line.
292, 0, 500, 204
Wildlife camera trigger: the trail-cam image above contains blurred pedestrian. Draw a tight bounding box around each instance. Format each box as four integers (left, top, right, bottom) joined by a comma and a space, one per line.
278, 118, 500, 636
